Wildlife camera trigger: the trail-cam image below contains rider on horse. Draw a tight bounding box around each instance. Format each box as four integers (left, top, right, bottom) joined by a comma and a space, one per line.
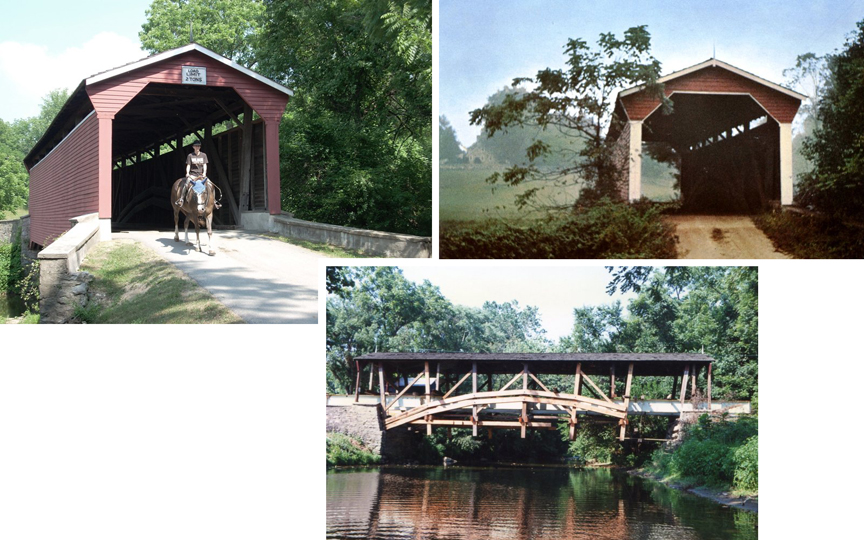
175, 140, 220, 208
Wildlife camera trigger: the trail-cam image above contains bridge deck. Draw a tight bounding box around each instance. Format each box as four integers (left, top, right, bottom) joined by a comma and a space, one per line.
326, 394, 751, 416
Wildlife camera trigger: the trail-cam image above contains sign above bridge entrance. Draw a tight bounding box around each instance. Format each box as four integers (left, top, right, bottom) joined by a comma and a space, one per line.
182, 66, 207, 85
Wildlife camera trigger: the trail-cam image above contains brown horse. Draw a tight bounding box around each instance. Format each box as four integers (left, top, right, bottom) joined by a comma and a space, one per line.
171, 176, 218, 255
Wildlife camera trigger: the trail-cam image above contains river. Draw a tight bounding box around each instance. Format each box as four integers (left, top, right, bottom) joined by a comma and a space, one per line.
326, 466, 756, 540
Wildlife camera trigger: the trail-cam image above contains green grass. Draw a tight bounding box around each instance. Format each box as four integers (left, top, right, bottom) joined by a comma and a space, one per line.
0, 207, 28, 220
326, 432, 381, 468
79, 240, 244, 324
264, 234, 381, 258
753, 210, 864, 258
440, 162, 677, 223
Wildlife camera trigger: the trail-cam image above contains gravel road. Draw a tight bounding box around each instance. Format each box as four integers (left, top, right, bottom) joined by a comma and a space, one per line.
665, 215, 790, 259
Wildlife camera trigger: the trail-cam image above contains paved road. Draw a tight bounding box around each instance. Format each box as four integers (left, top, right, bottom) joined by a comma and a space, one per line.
118, 230, 319, 323
665, 215, 790, 259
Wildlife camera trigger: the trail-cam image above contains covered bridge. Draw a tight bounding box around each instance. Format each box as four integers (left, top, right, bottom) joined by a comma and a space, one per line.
339, 352, 730, 441
23, 43, 292, 248
609, 58, 805, 212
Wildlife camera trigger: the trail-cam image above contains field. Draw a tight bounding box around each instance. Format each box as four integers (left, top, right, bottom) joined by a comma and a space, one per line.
440, 160, 678, 223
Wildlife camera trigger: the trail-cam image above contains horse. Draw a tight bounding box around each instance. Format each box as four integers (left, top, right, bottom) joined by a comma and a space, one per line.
171, 176, 220, 255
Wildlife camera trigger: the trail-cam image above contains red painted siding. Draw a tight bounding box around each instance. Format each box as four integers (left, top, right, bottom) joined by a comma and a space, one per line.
621, 66, 801, 123
86, 51, 290, 121
29, 113, 100, 246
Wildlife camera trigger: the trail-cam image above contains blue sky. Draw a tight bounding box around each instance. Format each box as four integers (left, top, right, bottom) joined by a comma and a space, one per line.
440, 0, 864, 146
399, 265, 637, 342
0, 0, 152, 121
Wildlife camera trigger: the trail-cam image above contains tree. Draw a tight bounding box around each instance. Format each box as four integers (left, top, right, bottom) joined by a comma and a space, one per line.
469, 26, 668, 211
257, 0, 432, 236
798, 20, 864, 215
439, 115, 463, 163
783, 52, 829, 120
139, 0, 266, 66
1, 89, 70, 216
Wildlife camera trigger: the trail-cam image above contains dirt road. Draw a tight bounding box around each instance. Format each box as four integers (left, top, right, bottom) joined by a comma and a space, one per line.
665, 215, 790, 259
118, 230, 319, 323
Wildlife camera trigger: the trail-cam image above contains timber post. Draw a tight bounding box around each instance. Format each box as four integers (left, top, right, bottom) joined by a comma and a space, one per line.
619, 363, 634, 441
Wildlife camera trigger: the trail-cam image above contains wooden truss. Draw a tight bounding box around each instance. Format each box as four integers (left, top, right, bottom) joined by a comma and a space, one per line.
370, 361, 636, 441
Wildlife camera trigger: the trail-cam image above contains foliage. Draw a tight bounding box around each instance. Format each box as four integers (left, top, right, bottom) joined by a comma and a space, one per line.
326, 266, 550, 393
140, 0, 265, 66
326, 432, 381, 467
326, 267, 356, 297
753, 210, 864, 258
439, 115, 463, 163
0, 242, 21, 293
733, 435, 758, 492
469, 26, 668, 211
258, 0, 431, 236
783, 53, 828, 120
798, 20, 864, 215
440, 199, 677, 259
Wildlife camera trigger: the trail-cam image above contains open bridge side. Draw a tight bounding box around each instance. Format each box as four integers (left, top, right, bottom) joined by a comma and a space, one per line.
344, 352, 739, 442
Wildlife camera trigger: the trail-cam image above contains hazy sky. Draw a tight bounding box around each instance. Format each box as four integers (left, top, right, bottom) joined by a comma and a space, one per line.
399, 265, 638, 342
0, 1, 151, 121
440, 0, 864, 146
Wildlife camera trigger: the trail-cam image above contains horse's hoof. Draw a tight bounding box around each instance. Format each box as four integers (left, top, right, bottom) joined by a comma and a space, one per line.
208, 250, 215, 256
186, 242, 194, 247
174, 237, 180, 242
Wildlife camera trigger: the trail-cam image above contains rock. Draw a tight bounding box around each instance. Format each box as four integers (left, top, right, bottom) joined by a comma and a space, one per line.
71, 283, 88, 295
443, 456, 456, 465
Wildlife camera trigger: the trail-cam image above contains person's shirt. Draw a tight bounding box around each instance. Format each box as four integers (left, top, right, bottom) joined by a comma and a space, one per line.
186, 151, 209, 176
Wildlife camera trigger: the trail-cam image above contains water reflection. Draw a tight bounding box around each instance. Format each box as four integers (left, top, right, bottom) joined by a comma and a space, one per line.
327, 467, 756, 540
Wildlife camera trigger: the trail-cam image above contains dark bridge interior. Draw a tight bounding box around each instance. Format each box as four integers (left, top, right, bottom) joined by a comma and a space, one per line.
111, 83, 267, 229
643, 93, 780, 213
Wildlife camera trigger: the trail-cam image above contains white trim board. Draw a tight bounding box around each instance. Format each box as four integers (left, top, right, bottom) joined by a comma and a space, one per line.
86, 43, 293, 97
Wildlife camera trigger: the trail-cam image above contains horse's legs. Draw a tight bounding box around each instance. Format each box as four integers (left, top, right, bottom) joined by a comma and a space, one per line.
184, 216, 192, 246
173, 207, 180, 242
195, 220, 202, 252
206, 213, 215, 255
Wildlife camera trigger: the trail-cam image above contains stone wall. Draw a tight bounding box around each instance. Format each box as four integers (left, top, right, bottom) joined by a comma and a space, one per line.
270, 214, 432, 258
0, 217, 20, 244
38, 213, 101, 316
326, 404, 386, 454
325, 404, 419, 462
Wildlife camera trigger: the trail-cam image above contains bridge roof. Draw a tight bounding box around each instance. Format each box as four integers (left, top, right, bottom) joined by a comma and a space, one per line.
358, 352, 713, 377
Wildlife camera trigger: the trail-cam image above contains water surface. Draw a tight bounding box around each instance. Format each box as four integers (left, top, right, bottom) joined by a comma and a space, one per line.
327, 466, 756, 540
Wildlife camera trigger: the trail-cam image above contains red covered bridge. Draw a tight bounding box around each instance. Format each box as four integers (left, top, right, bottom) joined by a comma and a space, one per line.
23, 43, 292, 248
609, 58, 806, 212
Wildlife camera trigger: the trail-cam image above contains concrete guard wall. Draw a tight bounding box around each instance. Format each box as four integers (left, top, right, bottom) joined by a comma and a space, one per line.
242, 211, 432, 258
38, 212, 101, 303
0, 217, 20, 244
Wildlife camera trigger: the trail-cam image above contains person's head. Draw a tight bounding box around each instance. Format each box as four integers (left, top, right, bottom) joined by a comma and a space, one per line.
193, 140, 202, 153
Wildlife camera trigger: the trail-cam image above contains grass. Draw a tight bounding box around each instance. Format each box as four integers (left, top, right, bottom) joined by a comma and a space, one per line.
0, 207, 28, 220
264, 234, 380, 258
326, 432, 381, 468
78, 240, 244, 324
440, 164, 678, 223
753, 209, 864, 258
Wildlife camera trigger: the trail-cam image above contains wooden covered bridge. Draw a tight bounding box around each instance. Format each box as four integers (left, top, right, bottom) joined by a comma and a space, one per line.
328, 352, 750, 442
609, 58, 806, 212
23, 43, 292, 248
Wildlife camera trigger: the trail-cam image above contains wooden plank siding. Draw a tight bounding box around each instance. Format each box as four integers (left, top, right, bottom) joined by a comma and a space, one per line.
621, 66, 801, 123
28, 113, 100, 247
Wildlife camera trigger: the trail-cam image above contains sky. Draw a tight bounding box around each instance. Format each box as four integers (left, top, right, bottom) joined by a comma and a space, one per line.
440, 0, 864, 146
399, 265, 638, 342
0, 0, 152, 121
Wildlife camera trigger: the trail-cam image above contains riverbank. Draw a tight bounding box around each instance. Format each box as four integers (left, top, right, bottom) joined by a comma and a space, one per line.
629, 468, 758, 513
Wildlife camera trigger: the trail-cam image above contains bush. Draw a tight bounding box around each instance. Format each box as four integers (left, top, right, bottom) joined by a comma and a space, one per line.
671, 438, 735, 486
440, 199, 677, 259
0, 239, 22, 293
326, 433, 381, 467
733, 435, 758, 492
753, 210, 864, 258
